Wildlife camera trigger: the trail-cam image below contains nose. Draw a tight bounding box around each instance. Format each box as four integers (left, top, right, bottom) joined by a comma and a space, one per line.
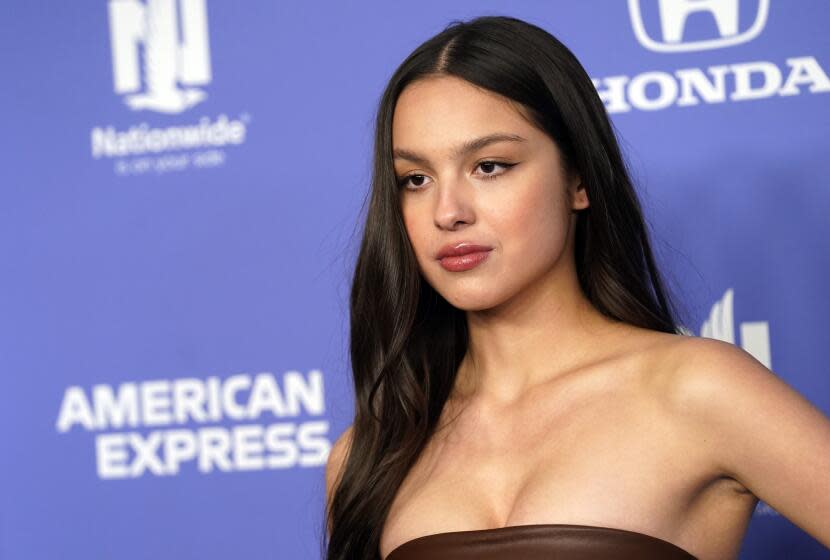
433, 177, 475, 231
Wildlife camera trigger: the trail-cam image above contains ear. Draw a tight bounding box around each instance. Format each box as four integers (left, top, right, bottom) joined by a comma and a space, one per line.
570, 174, 589, 211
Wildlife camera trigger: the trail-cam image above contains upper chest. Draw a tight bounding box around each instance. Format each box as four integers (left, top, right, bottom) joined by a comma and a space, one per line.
379, 352, 745, 559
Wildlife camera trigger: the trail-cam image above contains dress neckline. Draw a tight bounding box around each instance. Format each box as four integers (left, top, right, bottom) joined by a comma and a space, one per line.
385, 522, 697, 559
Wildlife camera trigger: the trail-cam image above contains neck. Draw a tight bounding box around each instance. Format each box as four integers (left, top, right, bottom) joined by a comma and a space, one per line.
452, 259, 624, 406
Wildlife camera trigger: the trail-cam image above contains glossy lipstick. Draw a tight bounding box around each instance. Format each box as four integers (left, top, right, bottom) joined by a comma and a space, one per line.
436, 243, 493, 272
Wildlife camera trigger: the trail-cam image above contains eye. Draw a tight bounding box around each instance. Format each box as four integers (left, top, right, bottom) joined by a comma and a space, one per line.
475, 160, 516, 180
397, 161, 517, 191
396, 173, 432, 190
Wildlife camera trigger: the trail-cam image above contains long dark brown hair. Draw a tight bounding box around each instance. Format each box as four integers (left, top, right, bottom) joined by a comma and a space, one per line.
324, 14, 686, 559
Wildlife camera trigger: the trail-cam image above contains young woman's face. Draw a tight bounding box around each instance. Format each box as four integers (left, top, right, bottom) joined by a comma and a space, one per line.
392, 75, 589, 311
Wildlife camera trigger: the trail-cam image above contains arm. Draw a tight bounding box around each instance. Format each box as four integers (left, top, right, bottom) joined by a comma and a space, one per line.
325, 424, 354, 537
668, 337, 830, 548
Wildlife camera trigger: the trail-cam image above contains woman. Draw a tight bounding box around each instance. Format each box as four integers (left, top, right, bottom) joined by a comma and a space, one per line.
324, 15, 830, 560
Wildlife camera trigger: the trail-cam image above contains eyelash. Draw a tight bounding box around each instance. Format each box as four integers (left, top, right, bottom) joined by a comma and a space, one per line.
396, 161, 517, 191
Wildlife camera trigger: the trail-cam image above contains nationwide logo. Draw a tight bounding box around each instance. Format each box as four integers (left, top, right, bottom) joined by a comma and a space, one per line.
93, 0, 251, 176
109, 0, 211, 113
591, 0, 830, 113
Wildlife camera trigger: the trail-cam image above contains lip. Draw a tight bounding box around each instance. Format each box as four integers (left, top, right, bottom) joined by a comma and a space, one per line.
435, 242, 493, 259
435, 243, 493, 272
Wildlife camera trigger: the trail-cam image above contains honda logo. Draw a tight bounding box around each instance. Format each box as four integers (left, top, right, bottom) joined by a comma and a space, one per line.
628, 0, 770, 53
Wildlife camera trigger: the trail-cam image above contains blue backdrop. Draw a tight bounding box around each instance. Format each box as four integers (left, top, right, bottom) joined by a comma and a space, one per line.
1, 1, 828, 558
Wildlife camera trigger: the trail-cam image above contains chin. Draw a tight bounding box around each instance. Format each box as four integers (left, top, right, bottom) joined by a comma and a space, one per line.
450, 301, 498, 312
437, 286, 509, 312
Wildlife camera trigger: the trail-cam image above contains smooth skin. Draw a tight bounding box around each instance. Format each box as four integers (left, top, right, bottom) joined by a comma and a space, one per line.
326, 75, 830, 560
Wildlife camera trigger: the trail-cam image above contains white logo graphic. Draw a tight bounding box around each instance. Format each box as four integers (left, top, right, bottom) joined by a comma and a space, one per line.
628, 0, 770, 53
108, 0, 211, 113
56, 369, 331, 479
700, 288, 771, 369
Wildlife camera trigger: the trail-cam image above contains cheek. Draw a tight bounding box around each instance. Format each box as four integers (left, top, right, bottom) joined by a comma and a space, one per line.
493, 180, 569, 265
401, 206, 432, 265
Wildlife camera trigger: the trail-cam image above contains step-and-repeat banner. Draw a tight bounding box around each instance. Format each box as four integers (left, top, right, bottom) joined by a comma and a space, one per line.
1, 1, 828, 558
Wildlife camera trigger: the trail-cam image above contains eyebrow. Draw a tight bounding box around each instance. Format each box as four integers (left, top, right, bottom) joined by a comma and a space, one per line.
392, 132, 527, 166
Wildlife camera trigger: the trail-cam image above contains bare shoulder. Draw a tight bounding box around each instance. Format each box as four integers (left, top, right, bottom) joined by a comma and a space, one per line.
326, 423, 355, 520
646, 335, 830, 547
648, 334, 803, 421
645, 334, 763, 408
645, 334, 808, 429
325, 424, 354, 536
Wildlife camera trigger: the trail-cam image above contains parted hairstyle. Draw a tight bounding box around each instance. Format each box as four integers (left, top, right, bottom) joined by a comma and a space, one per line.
323, 14, 686, 560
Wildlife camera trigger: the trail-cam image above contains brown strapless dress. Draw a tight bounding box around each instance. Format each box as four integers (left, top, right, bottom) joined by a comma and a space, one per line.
385, 523, 698, 559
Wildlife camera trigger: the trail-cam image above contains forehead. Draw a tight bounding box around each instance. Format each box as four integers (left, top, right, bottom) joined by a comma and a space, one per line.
392, 76, 535, 152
